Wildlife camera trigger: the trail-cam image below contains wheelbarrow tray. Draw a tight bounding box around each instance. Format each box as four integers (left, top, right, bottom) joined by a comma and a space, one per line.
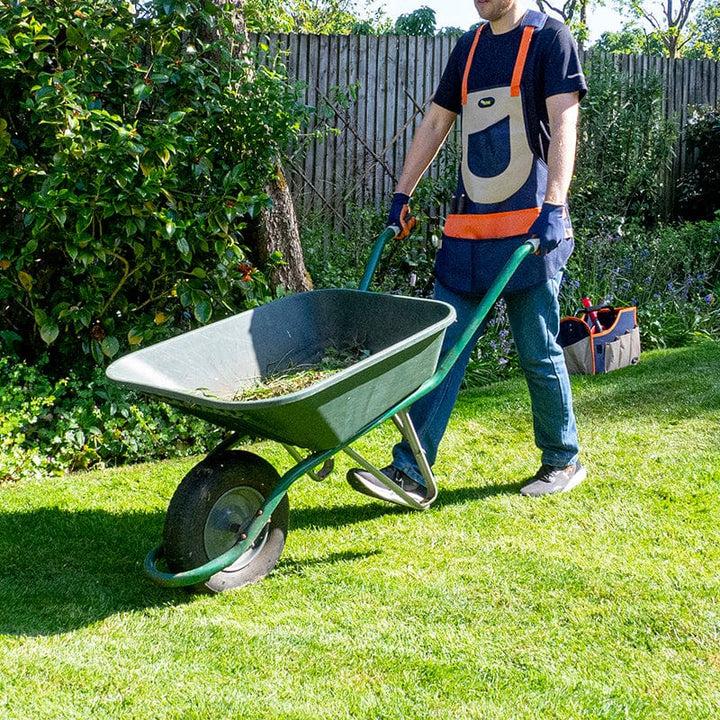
107, 289, 455, 451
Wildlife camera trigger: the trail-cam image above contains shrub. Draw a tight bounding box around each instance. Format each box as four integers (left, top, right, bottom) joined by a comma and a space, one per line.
573, 54, 677, 225
0, 0, 309, 373
0, 354, 222, 483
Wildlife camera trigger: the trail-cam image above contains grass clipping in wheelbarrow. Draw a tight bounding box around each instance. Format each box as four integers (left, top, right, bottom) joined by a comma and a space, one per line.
233, 345, 371, 401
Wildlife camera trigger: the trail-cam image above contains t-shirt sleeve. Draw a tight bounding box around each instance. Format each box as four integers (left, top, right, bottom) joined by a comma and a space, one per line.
543, 24, 587, 100
432, 32, 476, 115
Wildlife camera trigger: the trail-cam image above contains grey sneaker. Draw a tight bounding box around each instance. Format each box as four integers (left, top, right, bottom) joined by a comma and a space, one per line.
520, 462, 587, 497
346, 465, 426, 507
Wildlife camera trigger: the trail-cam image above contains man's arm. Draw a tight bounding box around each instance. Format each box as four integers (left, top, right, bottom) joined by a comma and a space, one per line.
543, 91, 581, 206
395, 102, 458, 196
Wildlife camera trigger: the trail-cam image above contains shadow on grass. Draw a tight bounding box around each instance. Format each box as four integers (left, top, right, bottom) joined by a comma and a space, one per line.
3, 493, 481, 636
275, 549, 384, 578
0, 507, 190, 637
287, 479, 523, 533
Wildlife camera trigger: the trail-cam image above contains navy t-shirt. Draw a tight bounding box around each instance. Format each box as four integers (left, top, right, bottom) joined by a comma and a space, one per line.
433, 16, 587, 163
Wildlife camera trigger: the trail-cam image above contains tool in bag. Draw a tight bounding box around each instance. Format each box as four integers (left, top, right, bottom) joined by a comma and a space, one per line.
558, 300, 641, 375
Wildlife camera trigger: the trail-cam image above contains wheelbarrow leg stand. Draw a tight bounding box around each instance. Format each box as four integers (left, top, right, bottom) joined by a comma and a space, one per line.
391, 409, 438, 505
342, 408, 438, 510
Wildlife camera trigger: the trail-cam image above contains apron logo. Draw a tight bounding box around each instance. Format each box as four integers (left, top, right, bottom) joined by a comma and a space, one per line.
478, 97, 495, 108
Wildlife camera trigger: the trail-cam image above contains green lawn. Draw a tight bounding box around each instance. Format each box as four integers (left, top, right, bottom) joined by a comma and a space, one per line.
1, 341, 719, 719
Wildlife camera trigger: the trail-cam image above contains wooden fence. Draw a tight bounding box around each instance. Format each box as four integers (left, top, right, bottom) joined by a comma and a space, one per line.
253, 34, 720, 228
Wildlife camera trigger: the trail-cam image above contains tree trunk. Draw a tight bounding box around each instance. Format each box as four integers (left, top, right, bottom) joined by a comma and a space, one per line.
253, 166, 312, 292
208, 0, 312, 293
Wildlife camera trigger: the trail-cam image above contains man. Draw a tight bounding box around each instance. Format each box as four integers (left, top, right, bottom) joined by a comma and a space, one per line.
347, 0, 588, 504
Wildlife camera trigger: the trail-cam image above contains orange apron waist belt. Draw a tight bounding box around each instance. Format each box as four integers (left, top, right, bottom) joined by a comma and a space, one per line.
444, 207, 542, 240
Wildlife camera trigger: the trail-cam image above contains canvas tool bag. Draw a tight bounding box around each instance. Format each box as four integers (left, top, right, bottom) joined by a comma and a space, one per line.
558, 304, 640, 375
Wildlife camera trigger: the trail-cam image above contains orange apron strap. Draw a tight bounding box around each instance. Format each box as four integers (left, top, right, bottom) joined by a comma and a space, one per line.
444, 207, 542, 240
510, 25, 535, 97
461, 24, 484, 106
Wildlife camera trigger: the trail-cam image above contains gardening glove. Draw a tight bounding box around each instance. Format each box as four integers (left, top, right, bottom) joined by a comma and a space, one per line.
387, 192, 417, 240
528, 202, 567, 256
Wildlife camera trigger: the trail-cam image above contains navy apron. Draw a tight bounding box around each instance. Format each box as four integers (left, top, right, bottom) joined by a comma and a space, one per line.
435, 11, 574, 295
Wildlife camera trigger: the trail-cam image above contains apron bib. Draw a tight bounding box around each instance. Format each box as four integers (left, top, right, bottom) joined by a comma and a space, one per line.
461, 61, 534, 205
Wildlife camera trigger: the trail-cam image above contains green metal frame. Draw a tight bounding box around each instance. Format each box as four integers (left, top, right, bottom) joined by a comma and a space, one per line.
144, 229, 539, 587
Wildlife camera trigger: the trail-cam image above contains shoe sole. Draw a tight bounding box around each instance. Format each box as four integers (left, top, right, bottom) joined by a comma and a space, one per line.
563, 464, 587, 492
346, 471, 426, 509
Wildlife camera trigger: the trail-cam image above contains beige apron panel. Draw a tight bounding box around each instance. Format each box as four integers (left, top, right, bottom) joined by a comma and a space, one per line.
461, 86, 534, 205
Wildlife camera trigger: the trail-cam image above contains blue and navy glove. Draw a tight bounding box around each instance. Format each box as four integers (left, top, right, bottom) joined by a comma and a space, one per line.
528, 202, 567, 256
387, 193, 417, 240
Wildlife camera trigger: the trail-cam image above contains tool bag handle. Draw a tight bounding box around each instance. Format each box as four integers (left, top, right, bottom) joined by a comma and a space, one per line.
576, 301, 613, 316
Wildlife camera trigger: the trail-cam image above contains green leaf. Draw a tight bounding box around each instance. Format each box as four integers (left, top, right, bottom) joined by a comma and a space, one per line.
90, 339, 104, 364
77, 309, 92, 328
193, 300, 212, 324
176, 236, 190, 255
133, 82, 153, 102
18, 270, 33, 292
40, 322, 59, 346
101, 336, 120, 358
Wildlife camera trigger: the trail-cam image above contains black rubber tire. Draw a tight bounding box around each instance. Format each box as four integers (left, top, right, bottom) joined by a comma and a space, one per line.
162, 450, 289, 593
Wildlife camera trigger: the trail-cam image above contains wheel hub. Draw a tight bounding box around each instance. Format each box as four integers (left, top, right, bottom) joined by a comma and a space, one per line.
204, 486, 269, 573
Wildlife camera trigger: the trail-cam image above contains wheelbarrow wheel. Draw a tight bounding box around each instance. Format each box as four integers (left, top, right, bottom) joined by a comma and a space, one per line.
162, 450, 289, 593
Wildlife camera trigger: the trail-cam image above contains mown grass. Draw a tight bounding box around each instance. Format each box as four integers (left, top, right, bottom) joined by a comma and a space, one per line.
1, 341, 718, 719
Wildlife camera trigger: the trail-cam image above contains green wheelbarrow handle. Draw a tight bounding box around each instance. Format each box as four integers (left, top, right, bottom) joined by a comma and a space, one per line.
359, 226, 398, 292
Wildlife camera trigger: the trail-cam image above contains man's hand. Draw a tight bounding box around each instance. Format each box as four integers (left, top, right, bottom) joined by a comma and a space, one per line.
387, 193, 417, 239
529, 202, 566, 256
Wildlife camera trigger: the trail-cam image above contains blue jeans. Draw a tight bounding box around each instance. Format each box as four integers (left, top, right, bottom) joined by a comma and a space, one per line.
392, 273, 580, 484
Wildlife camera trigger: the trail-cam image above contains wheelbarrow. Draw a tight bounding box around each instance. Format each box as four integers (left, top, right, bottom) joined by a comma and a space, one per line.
106, 228, 539, 593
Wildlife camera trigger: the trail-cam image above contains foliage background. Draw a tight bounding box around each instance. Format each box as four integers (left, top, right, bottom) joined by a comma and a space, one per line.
0, 0, 308, 369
